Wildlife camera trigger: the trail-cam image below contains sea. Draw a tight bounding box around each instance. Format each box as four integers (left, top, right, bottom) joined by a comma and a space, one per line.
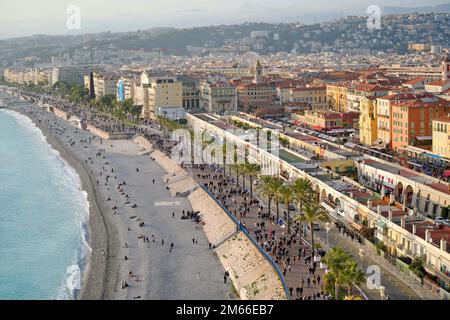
0, 108, 90, 299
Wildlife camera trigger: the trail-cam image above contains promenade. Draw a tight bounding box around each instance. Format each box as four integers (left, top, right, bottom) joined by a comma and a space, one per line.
13, 103, 232, 300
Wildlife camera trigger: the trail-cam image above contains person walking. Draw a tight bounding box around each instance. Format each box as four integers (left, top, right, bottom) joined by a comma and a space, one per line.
170, 243, 174, 253
224, 271, 229, 284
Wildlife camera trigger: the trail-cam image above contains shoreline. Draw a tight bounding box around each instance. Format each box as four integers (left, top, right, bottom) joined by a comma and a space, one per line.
9, 107, 115, 300
6, 102, 233, 300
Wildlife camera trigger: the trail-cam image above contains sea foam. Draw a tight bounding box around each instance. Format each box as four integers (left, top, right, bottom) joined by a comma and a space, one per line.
0, 109, 91, 300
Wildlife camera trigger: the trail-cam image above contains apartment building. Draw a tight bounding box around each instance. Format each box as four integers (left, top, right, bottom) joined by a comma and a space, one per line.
178, 75, 200, 111
390, 96, 448, 151
140, 70, 183, 120
375, 93, 448, 150
346, 83, 391, 112
359, 97, 378, 146
295, 110, 342, 131
200, 80, 237, 114
51, 66, 94, 86
289, 86, 327, 110
275, 80, 305, 104
4, 68, 49, 85
432, 117, 450, 158
382, 65, 442, 79
84, 72, 117, 98
326, 84, 349, 112
425, 80, 450, 93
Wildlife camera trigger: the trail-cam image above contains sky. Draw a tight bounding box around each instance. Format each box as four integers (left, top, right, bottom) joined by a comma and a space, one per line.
0, 0, 447, 39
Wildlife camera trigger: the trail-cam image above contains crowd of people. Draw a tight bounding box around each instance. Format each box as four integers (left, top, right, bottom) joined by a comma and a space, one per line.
19, 90, 343, 300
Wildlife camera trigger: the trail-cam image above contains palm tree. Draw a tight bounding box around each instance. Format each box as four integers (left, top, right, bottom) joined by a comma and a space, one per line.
237, 163, 247, 189
231, 163, 241, 184
340, 259, 365, 296
271, 178, 284, 222
258, 176, 277, 216
322, 247, 351, 300
244, 163, 260, 198
280, 184, 295, 233
295, 197, 330, 257
222, 143, 230, 172
292, 178, 313, 214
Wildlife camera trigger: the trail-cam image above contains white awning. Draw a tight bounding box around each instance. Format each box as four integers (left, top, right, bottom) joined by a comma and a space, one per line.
415, 136, 432, 141
402, 145, 426, 154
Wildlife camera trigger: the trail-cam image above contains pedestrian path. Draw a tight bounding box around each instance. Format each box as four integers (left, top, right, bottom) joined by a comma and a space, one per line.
188, 165, 329, 300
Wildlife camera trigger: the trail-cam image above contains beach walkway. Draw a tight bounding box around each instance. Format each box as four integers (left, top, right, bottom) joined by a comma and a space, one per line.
20, 106, 232, 300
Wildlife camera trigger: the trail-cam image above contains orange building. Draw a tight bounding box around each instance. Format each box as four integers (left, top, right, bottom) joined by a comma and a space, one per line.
390, 96, 449, 151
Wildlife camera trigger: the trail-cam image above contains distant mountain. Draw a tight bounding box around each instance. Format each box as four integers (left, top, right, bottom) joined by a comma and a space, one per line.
1, 12, 450, 64
384, 3, 450, 14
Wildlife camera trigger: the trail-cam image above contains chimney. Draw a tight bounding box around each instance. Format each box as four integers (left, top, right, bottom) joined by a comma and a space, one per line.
412, 223, 416, 235
441, 238, 448, 252
388, 208, 393, 221
425, 229, 431, 243
367, 200, 372, 208
377, 205, 381, 215
401, 216, 406, 228
390, 193, 395, 205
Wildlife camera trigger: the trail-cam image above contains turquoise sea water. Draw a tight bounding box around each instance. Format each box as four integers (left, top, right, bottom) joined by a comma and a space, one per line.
0, 109, 90, 299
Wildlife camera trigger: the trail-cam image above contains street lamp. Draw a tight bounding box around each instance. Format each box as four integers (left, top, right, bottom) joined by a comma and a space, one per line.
325, 222, 331, 248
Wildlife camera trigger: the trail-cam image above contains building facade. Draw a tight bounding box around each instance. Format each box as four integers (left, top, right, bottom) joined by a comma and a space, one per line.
51, 66, 94, 86
289, 86, 327, 111
200, 80, 237, 114
359, 97, 378, 146
140, 71, 183, 120
432, 117, 450, 158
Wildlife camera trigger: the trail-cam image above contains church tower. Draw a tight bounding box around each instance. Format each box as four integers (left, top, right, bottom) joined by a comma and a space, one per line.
254, 59, 263, 84
442, 50, 450, 81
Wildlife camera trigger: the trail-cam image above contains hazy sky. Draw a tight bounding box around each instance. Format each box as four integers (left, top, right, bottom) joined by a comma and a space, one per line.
0, 0, 447, 39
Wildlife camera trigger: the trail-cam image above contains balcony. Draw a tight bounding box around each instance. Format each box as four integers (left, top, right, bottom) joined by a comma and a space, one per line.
424, 264, 450, 283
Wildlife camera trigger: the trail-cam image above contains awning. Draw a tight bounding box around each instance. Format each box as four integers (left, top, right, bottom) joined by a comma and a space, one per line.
344, 142, 357, 149
402, 145, 426, 155
312, 126, 324, 131
372, 139, 389, 149
424, 153, 443, 159
327, 136, 338, 142
329, 129, 346, 133
415, 136, 432, 141
378, 220, 387, 229
351, 222, 362, 230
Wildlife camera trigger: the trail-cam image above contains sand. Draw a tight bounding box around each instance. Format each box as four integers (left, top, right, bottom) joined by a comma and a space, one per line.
6, 100, 232, 300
